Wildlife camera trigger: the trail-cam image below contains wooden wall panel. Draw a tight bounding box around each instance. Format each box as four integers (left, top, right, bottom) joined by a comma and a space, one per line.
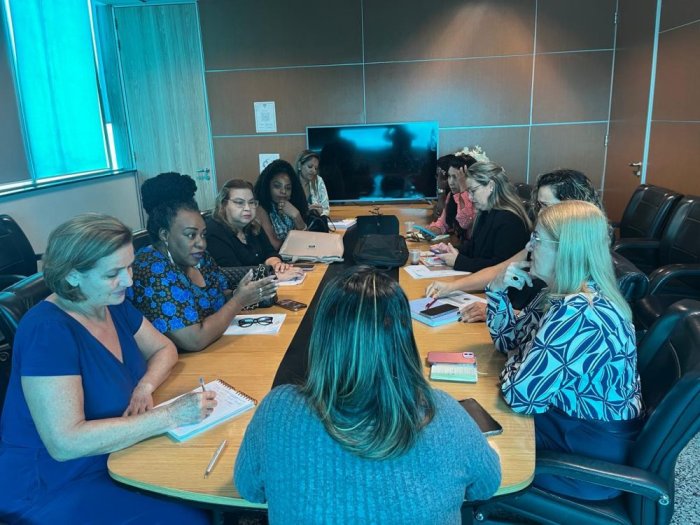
363, 0, 535, 61
207, 66, 364, 135
536, 0, 616, 52
532, 51, 613, 123
439, 127, 530, 183
198, 0, 362, 70
213, 135, 306, 189
530, 124, 608, 188
365, 57, 532, 127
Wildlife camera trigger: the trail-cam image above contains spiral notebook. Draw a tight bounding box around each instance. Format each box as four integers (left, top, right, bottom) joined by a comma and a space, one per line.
159, 379, 257, 442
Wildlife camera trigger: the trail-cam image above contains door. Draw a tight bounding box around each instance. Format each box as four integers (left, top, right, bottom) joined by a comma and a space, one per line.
114, 3, 216, 210
603, 0, 659, 221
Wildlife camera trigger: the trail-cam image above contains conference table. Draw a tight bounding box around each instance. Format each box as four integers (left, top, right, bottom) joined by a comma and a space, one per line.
108, 203, 535, 511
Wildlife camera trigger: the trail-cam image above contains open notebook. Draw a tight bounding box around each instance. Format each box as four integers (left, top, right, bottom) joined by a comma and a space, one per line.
158, 379, 256, 442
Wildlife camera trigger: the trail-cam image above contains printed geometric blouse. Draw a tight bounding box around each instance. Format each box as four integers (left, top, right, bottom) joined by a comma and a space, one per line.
486, 284, 643, 422
127, 246, 229, 334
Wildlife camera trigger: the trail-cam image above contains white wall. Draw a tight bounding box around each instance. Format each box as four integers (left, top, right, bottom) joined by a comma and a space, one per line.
0, 171, 143, 254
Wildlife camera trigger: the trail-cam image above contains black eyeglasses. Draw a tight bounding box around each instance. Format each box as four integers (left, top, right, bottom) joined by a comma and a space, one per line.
237, 316, 273, 327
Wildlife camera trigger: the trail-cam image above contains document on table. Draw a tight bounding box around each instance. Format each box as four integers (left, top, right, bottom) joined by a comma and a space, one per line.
403, 265, 470, 279
224, 313, 286, 335
276, 272, 306, 286
329, 218, 357, 229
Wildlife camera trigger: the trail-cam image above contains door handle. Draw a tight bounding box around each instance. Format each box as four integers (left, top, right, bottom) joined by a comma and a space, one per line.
628, 162, 642, 177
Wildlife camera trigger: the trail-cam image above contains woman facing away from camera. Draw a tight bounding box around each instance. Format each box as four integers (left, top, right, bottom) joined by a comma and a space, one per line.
487, 201, 643, 500
296, 149, 330, 216
254, 159, 310, 250
205, 179, 303, 282
0, 214, 214, 524
427, 169, 603, 322
436, 162, 531, 273
234, 267, 501, 524
127, 172, 277, 352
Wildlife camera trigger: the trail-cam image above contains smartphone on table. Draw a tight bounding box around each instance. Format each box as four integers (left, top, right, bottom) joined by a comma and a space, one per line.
459, 398, 503, 436
419, 303, 458, 318
293, 263, 315, 271
276, 299, 308, 311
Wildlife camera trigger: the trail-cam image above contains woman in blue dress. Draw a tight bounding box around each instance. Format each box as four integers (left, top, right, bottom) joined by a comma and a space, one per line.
0, 214, 217, 524
254, 160, 309, 250
127, 173, 278, 352
485, 200, 643, 500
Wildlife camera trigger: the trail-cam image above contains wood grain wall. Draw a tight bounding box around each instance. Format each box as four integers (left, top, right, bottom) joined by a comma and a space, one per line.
199, 0, 618, 189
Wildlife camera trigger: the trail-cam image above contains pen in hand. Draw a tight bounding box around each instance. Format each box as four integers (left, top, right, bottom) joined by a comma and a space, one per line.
425, 296, 439, 310
199, 377, 206, 393
204, 439, 227, 478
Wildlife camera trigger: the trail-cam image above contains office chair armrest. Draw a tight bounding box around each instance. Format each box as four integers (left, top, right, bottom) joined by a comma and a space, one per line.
0, 274, 26, 290
648, 264, 700, 295
612, 238, 659, 254
536, 450, 671, 505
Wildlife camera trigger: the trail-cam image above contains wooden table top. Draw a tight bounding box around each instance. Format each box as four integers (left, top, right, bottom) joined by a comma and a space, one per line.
108, 204, 534, 508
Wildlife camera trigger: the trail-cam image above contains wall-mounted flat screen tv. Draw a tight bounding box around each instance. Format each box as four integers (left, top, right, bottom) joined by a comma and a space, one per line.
306, 121, 438, 203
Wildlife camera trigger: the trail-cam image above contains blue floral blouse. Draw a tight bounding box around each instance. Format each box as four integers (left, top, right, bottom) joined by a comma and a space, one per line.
486, 283, 643, 422
127, 246, 229, 334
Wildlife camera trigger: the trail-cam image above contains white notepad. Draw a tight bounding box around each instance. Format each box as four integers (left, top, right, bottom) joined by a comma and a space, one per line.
159, 379, 256, 442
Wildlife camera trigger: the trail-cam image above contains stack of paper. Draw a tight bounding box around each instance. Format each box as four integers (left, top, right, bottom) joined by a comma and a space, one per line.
329, 218, 357, 229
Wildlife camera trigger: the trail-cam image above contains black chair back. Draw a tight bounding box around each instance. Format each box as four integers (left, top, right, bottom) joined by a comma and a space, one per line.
619, 185, 681, 239
0, 214, 37, 280
627, 301, 700, 523
132, 229, 152, 252
657, 195, 700, 267
612, 252, 649, 302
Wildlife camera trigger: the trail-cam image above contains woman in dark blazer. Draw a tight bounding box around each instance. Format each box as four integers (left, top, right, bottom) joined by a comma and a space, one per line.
438, 162, 531, 272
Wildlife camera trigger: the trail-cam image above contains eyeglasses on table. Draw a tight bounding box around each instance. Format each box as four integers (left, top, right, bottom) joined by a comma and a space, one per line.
237, 316, 274, 327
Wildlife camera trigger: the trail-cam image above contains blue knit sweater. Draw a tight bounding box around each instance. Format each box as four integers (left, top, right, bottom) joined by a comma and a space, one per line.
234, 385, 501, 524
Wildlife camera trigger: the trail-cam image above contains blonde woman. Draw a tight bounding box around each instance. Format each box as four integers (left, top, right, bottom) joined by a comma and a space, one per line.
296, 149, 330, 216
486, 201, 642, 500
438, 162, 531, 272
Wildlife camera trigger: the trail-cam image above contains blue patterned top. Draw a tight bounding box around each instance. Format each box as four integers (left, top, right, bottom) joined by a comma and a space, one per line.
486, 284, 643, 422
127, 246, 229, 334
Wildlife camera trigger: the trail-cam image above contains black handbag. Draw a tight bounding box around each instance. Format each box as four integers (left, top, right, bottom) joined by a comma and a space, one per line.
220, 264, 276, 309
306, 210, 331, 233
352, 234, 409, 269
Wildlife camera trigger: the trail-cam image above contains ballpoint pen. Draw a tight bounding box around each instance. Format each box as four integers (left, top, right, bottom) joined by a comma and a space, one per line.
204, 439, 227, 478
199, 377, 206, 392
425, 296, 439, 310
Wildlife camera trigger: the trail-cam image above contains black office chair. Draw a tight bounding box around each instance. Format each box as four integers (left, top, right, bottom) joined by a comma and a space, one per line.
615, 196, 700, 330
615, 185, 681, 241
0, 274, 50, 415
132, 229, 152, 252
612, 252, 649, 303
473, 300, 700, 525
0, 214, 40, 289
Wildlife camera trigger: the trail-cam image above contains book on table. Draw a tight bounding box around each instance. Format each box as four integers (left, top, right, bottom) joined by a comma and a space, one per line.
428, 351, 478, 383
158, 379, 256, 442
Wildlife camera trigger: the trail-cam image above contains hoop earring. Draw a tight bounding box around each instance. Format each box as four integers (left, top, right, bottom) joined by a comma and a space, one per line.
164, 240, 176, 266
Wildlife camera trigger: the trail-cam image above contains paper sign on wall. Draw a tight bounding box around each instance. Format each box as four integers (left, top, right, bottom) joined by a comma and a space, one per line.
254, 101, 277, 133
259, 153, 280, 173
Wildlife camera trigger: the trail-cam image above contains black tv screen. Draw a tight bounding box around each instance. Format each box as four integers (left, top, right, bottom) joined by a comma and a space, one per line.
307, 121, 438, 203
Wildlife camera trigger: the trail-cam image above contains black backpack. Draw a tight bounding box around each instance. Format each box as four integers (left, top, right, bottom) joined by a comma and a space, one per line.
352, 233, 408, 268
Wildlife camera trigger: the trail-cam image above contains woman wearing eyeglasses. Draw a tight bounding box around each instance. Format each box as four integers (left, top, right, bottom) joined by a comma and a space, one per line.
206, 179, 303, 282
486, 201, 642, 500
127, 173, 278, 353
436, 162, 531, 272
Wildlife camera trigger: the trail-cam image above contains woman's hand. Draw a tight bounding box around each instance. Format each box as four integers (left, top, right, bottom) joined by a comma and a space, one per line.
231, 271, 278, 307
167, 391, 218, 427
438, 243, 459, 267
123, 381, 155, 416
278, 200, 301, 220
308, 203, 323, 214
270, 259, 291, 274
458, 302, 487, 323
276, 267, 304, 282
488, 260, 532, 293
426, 281, 452, 298
430, 242, 450, 254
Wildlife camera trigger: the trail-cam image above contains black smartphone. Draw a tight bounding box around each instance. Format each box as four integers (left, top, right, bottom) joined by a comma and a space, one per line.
420, 303, 458, 318
276, 299, 308, 311
459, 398, 503, 436
293, 263, 315, 271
